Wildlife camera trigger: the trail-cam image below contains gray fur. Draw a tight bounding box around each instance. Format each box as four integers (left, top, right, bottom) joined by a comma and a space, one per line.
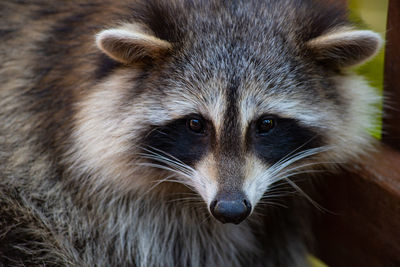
0, 0, 381, 266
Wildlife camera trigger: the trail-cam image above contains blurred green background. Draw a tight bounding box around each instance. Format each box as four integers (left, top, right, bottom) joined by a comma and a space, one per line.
349, 0, 388, 139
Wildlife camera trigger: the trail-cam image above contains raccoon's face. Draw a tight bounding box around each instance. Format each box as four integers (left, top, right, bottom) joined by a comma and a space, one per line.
136, 63, 329, 224
73, 12, 381, 224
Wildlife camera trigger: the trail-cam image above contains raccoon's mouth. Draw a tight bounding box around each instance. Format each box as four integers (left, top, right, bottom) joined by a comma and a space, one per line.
209, 191, 252, 224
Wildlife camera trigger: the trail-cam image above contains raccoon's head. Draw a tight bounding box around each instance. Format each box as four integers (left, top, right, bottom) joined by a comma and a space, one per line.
73, 1, 382, 224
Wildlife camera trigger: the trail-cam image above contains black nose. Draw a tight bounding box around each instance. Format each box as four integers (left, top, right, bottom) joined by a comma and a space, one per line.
210, 193, 252, 224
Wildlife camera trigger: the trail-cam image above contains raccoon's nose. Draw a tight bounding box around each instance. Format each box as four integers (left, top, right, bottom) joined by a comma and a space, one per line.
210, 192, 252, 224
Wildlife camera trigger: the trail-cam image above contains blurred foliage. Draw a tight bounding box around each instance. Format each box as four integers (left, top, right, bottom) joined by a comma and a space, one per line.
309, 255, 328, 267
349, 0, 388, 139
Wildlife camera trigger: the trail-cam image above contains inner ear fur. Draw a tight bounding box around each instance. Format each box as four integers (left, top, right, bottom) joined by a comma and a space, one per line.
96, 24, 172, 64
307, 27, 383, 68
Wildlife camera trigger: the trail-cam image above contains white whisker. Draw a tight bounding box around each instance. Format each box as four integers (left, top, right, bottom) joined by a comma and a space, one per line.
137, 162, 192, 180
270, 135, 321, 169
248, 145, 334, 214
257, 201, 288, 209
269, 146, 332, 177
138, 155, 193, 176
270, 169, 326, 185
283, 178, 329, 213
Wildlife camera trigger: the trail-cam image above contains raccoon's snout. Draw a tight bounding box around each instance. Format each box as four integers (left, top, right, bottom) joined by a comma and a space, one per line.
210, 192, 251, 224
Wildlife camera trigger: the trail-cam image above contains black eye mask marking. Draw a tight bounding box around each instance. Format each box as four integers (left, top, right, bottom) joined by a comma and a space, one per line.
247, 117, 324, 165
143, 114, 323, 169
143, 115, 213, 166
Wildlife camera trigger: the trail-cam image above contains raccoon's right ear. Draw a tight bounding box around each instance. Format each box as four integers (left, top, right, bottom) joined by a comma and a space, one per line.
306, 28, 383, 68
96, 25, 172, 64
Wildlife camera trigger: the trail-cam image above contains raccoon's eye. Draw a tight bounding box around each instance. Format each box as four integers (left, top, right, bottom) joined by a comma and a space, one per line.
187, 118, 205, 134
256, 118, 276, 135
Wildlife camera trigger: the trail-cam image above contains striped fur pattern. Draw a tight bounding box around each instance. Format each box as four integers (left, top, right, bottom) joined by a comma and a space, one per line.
0, 0, 381, 266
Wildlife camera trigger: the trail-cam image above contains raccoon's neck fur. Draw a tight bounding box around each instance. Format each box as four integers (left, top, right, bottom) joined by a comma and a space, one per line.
81, 190, 261, 267
50, 185, 264, 266
1, 167, 307, 267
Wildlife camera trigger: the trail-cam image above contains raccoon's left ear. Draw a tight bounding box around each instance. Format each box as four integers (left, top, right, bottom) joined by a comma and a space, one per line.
307, 28, 383, 68
96, 24, 172, 64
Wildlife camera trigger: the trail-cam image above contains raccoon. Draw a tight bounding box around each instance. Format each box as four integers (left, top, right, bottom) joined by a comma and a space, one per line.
0, 0, 382, 266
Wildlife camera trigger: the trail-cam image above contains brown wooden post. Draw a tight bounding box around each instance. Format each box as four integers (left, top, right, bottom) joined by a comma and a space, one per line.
312, 147, 400, 267
383, 0, 400, 150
